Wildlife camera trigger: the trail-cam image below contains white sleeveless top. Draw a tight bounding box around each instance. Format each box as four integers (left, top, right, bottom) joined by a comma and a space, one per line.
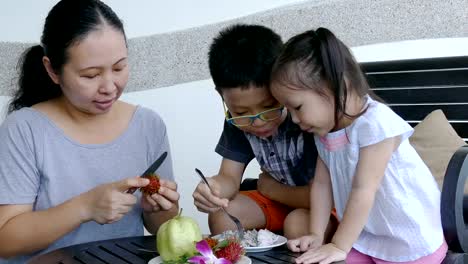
314, 96, 444, 261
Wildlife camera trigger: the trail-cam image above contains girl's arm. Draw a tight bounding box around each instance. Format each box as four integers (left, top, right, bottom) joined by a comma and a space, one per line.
309, 156, 334, 239
331, 136, 400, 253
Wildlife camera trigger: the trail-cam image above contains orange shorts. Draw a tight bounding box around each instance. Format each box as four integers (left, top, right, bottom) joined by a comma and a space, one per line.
240, 190, 294, 232
330, 208, 339, 229
241, 190, 339, 233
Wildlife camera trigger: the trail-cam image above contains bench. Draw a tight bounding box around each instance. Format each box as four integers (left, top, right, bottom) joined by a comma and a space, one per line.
240, 56, 468, 263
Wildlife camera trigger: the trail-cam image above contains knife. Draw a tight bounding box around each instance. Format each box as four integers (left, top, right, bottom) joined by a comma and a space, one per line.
126, 151, 168, 194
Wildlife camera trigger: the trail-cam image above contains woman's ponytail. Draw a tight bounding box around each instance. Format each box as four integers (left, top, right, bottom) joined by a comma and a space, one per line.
8, 45, 61, 113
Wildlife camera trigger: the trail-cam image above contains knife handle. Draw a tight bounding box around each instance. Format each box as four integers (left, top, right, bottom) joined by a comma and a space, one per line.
126, 187, 138, 194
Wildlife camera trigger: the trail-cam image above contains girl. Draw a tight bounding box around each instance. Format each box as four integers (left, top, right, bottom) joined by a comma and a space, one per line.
270, 28, 447, 263
0, 0, 179, 263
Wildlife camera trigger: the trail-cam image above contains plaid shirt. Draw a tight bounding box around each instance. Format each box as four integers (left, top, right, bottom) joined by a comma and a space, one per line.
215, 114, 317, 186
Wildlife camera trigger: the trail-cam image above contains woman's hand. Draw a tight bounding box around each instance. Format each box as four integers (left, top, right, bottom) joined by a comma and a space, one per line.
192, 177, 229, 213
287, 234, 323, 253
141, 179, 179, 212
79, 176, 149, 224
294, 243, 347, 264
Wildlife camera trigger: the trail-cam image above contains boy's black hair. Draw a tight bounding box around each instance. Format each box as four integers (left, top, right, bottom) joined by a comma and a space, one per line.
208, 24, 283, 93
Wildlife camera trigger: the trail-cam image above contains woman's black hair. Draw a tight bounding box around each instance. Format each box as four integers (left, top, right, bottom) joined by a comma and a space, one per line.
8, 0, 126, 113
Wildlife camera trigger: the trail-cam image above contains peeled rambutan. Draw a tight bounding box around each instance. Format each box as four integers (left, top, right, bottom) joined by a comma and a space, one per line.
214, 239, 244, 263
140, 174, 161, 195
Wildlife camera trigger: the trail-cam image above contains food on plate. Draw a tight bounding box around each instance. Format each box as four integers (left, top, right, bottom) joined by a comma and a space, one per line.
257, 229, 280, 247
156, 209, 202, 261
217, 229, 280, 247
239, 229, 258, 247
140, 173, 161, 195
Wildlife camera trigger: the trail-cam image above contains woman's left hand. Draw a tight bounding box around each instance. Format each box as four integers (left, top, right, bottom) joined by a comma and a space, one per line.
141, 179, 179, 213
295, 243, 347, 264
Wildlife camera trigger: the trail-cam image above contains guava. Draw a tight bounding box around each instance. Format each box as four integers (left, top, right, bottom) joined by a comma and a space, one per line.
156, 209, 202, 261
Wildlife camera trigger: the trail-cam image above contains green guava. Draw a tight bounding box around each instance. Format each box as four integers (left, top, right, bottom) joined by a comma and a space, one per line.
156, 209, 202, 261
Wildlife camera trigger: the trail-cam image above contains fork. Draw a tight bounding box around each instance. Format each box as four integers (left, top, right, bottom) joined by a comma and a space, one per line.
195, 168, 245, 241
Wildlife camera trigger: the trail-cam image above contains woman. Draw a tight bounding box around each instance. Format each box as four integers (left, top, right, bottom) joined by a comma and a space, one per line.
0, 0, 179, 263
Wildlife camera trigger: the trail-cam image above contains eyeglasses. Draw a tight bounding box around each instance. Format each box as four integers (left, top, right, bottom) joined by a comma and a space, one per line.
223, 103, 284, 127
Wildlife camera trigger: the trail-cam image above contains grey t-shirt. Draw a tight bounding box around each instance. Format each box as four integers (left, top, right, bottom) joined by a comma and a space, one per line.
0, 106, 174, 263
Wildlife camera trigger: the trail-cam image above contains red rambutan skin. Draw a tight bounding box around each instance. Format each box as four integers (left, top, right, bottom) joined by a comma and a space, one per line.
205, 237, 219, 249
140, 174, 161, 195
214, 240, 245, 263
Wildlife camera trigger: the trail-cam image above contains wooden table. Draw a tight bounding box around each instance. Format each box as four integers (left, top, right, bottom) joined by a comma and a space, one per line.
27, 235, 343, 264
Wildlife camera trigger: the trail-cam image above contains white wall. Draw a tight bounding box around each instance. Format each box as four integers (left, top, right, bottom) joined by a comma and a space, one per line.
353, 38, 468, 62
0, 0, 304, 42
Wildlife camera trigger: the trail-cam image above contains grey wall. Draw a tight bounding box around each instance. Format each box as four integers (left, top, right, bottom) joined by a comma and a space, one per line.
1, 0, 466, 96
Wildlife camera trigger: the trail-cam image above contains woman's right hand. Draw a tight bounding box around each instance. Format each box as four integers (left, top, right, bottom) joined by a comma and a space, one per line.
192, 176, 229, 213
79, 176, 149, 224
287, 233, 323, 252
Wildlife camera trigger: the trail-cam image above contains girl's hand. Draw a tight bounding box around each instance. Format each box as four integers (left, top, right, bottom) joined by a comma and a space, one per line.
79, 176, 149, 224
287, 234, 323, 252
295, 243, 347, 264
192, 177, 229, 213
141, 179, 179, 212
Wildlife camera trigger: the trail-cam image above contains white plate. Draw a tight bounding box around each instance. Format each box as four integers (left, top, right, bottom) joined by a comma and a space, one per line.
148, 255, 252, 264
212, 234, 287, 253
244, 235, 287, 252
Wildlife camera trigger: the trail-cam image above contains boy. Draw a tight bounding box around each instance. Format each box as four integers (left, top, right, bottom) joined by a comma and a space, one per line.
193, 24, 335, 239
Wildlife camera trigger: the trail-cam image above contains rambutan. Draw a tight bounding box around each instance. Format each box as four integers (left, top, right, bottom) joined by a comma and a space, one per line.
214, 239, 244, 263
204, 237, 219, 249
140, 174, 161, 195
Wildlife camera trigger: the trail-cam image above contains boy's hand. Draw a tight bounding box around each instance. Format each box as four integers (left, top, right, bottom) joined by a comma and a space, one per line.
193, 177, 229, 213
294, 243, 347, 264
141, 179, 179, 212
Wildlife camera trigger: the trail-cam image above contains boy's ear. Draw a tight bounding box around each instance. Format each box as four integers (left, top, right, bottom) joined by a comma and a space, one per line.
225, 110, 232, 118
42, 56, 60, 85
